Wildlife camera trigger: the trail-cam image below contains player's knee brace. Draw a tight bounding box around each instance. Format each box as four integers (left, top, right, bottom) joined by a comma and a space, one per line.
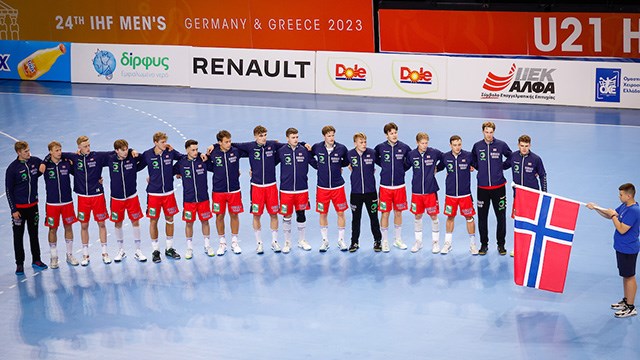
296, 210, 306, 223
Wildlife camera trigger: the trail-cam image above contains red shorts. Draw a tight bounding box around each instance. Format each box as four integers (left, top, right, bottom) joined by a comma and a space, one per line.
110, 196, 144, 222
410, 193, 440, 216
77, 195, 108, 223
183, 200, 213, 222
316, 187, 349, 214
279, 191, 310, 216
147, 193, 180, 218
378, 186, 408, 212
45, 203, 77, 228
443, 195, 476, 217
212, 191, 244, 214
250, 184, 279, 215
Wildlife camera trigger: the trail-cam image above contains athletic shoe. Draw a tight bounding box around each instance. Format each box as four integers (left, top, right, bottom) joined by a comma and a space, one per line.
205, 246, 215, 257
32, 260, 48, 270
615, 306, 637, 318
134, 249, 147, 262
282, 241, 292, 254
393, 239, 408, 250
102, 253, 112, 264
432, 241, 441, 254
231, 242, 242, 254
411, 240, 423, 253
440, 241, 452, 255
338, 239, 348, 251
15, 264, 24, 275
114, 248, 126, 263
510, 250, 515, 257
470, 242, 479, 255
185, 248, 194, 260
478, 245, 488, 256
298, 239, 312, 251
165, 248, 181, 260
373, 240, 382, 252
498, 245, 507, 256
152, 250, 161, 263
66, 254, 79, 266
81, 255, 90, 266
50, 257, 59, 269
319, 239, 330, 252
217, 243, 227, 256
611, 298, 627, 310
256, 242, 264, 255
381, 240, 390, 253
349, 242, 359, 253
271, 241, 282, 253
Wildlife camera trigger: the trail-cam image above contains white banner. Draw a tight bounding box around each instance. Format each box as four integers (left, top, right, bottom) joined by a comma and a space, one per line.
71, 43, 189, 86
190, 47, 315, 93
316, 51, 447, 99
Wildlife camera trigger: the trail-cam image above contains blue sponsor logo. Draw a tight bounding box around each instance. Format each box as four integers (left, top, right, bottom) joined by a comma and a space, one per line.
595, 68, 621, 103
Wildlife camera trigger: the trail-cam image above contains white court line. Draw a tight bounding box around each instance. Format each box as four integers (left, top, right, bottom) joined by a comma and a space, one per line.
0, 130, 20, 141
2, 91, 639, 129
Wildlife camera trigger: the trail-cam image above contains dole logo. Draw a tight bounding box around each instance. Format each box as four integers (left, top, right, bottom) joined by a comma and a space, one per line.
400, 67, 432, 84
335, 64, 366, 81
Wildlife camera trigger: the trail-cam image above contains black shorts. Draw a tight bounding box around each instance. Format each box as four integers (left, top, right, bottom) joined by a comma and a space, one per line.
616, 251, 638, 278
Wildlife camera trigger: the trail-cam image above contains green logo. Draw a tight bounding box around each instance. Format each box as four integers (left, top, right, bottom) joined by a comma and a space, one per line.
215, 157, 223, 166
213, 203, 221, 212
77, 162, 84, 170
384, 154, 391, 162
447, 164, 453, 171
319, 154, 325, 164
112, 163, 120, 172
281, 204, 288, 213
111, 212, 119, 221
149, 208, 157, 217
21, 173, 27, 180
479, 152, 486, 160
78, 212, 85, 221
514, 164, 520, 173
254, 151, 261, 160
48, 170, 56, 178
370, 202, 378, 212
185, 169, 192, 177
411, 203, 417, 212
445, 205, 453, 214
317, 203, 324, 212
251, 204, 259, 213
121, 52, 170, 70
413, 160, 420, 168
285, 155, 292, 165
47, 217, 54, 226
152, 160, 159, 169
380, 202, 387, 211
351, 158, 358, 166
498, 199, 506, 210
185, 211, 192, 220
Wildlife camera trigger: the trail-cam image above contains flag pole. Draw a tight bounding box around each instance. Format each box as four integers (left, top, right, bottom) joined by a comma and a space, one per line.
510, 183, 607, 211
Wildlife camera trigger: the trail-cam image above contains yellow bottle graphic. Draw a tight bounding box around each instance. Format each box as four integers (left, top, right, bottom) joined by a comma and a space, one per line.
17, 43, 66, 80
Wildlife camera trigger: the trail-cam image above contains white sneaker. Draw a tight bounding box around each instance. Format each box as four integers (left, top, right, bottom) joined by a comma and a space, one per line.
185, 248, 194, 260
66, 253, 79, 266
271, 241, 282, 253
217, 243, 227, 256
470, 242, 479, 255
319, 239, 330, 252
256, 242, 264, 254
205, 246, 215, 257
411, 240, 423, 253
50, 256, 59, 269
393, 239, 408, 250
102, 253, 112, 264
80, 255, 90, 266
134, 249, 147, 262
440, 241, 452, 254
381, 240, 390, 252
282, 241, 291, 254
338, 239, 348, 251
510, 250, 515, 257
432, 241, 441, 254
231, 241, 242, 254
114, 248, 126, 262
298, 239, 312, 251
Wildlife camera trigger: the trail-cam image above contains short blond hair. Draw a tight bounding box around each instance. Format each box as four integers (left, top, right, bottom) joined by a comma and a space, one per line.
153, 132, 167, 143
416, 132, 429, 142
353, 132, 367, 142
76, 135, 89, 145
14, 141, 28, 153
482, 121, 496, 131
48, 141, 62, 151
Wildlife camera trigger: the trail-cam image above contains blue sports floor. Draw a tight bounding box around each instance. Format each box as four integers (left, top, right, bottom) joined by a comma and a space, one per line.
1, 80, 639, 359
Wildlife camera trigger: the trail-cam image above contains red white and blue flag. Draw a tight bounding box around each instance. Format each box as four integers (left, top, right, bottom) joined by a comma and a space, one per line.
513, 185, 581, 293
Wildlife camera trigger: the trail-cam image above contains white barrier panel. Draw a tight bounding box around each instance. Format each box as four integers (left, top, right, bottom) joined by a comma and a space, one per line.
190, 47, 315, 93
448, 57, 640, 109
316, 51, 447, 99
71, 43, 189, 86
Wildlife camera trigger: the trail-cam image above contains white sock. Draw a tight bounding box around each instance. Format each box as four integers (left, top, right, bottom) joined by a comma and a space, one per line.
166, 237, 173, 249
82, 244, 89, 256
151, 239, 159, 251
254, 229, 262, 244
231, 234, 238, 244
219, 236, 227, 245
395, 224, 402, 241
414, 218, 423, 242
469, 234, 476, 244
338, 227, 345, 241
204, 236, 210, 248
186, 237, 193, 249
65, 239, 73, 255
445, 233, 453, 244
117, 239, 124, 250
283, 218, 292, 243
271, 229, 278, 243
432, 219, 440, 242
49, 243, 57, 258
381, 227, 388, 242
132, 225, 141, 242
297, 222, 306, 242
101, 243, 107, 254
320, 226, 328, 241
134, 239, 141, 250
115, 227, 124, 244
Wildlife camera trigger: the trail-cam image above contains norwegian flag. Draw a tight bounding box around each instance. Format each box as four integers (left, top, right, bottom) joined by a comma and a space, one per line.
513, 185, 581, 293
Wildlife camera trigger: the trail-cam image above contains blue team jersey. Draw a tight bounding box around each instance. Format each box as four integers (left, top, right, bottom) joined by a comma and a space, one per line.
613, 202, 640, 254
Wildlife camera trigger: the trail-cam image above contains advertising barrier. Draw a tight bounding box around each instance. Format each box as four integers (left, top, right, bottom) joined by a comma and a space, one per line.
71, 43, 189, 86
190, 47, 315, 93
316, 51, 447, 99
379, 10, 640, 58
0, 40, 71, 81
1, 0, 374, 52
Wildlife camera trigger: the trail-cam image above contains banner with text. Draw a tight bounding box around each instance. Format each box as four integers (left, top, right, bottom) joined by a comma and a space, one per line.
447, 57, 640, 108
71, 43, 189, 86
379, 10, 640, 58
0, 40, 71, 81
316, 51, 447, 99
190, 47, 315, 93
1, 0, 374, 52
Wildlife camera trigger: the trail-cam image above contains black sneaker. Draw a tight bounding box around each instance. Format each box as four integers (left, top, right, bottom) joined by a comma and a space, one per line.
349, 242, 359, 253
32, 260, 48, 270
373, 240, 382, 252
152, 250, 161, 263
165, 248, 181, 260
478, 245, 488, 255
15, 264, 24, 275
498, 245, 507, 256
